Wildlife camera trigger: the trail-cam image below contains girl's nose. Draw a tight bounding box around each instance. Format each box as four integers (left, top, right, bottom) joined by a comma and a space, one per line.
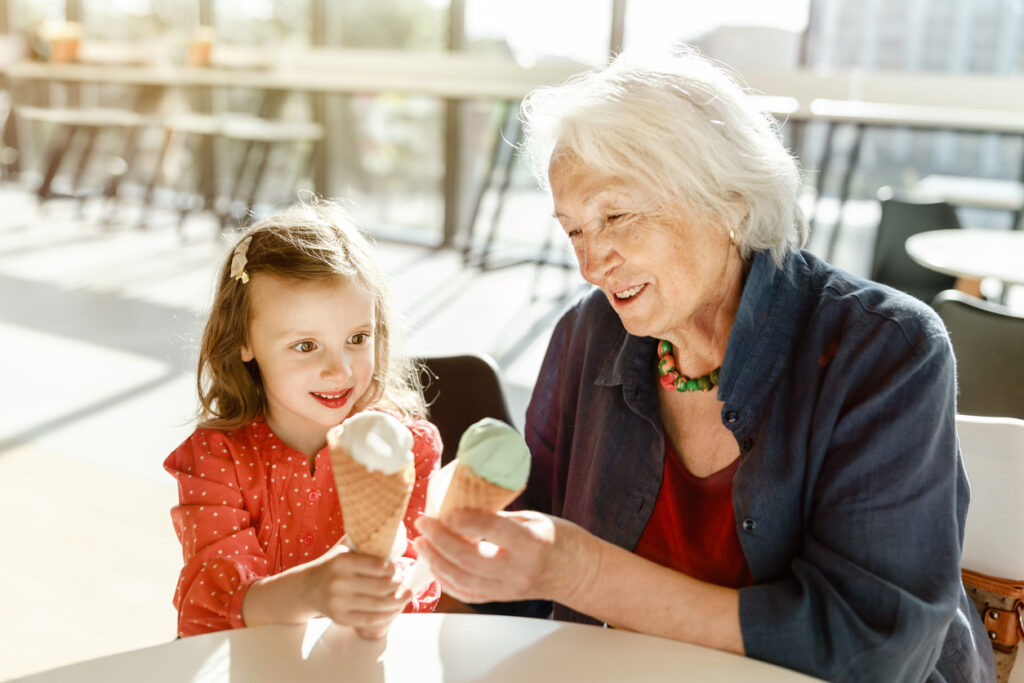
322, 351, 350, 379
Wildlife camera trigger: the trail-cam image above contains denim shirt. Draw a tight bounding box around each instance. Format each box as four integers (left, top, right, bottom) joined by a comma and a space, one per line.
521, 249, 994, 682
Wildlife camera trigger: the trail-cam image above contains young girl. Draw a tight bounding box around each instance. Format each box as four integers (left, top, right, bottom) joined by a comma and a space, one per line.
164, 202, 440, 639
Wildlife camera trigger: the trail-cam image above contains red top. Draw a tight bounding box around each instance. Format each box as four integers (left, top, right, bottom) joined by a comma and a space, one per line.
164, 413, 441, 637
634, 440, 753, 588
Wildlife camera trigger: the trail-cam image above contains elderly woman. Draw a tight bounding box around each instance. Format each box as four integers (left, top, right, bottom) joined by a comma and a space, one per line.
414, 50, 993, 681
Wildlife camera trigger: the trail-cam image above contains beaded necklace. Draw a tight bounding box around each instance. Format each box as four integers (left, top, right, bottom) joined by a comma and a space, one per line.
656, 340, 721, 393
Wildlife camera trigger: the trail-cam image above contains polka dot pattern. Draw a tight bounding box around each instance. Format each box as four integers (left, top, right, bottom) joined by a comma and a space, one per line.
164, 413, 442, 637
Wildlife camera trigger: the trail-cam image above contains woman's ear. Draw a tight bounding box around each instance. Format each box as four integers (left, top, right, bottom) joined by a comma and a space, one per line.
240, 345, 254, 363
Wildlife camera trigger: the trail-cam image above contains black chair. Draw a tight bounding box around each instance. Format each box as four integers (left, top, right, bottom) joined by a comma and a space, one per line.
933, 289, 1024, 419
871, 193, 960, 303
417, 353, 517, 465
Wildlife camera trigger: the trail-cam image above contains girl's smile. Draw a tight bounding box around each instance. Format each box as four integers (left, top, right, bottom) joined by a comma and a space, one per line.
310, 389, 353, 409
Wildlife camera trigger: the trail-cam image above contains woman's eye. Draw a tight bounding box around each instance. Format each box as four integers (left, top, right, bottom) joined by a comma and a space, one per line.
349, 333, 370, 345
292, 341, 317, 353
606, 213, 626, 224
566, 229, 582, 240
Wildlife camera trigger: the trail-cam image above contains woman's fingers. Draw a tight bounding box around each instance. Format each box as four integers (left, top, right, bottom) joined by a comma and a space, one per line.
414, 533, 506, 603
413, 510, 563, 603
446, 510, 556, 549
414, 515, 485, 566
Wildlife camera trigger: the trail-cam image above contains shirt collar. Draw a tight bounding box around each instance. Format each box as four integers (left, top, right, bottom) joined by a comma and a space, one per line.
719, 250, 806, 411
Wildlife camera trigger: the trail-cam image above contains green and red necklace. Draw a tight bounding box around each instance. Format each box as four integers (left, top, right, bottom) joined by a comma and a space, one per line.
656, 340, 721, 393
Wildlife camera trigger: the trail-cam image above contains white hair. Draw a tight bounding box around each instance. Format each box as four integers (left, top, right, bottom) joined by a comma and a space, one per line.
519, 48, 807, 267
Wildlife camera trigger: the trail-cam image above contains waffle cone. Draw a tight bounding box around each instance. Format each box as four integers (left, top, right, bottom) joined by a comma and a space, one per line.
439, 461, 523, 515
331, 447, 415, 558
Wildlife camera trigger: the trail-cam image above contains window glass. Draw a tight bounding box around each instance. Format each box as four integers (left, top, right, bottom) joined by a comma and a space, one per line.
622, 0, 810, 68
465, 0, 612, 66
9, 0, 64, 35
79, 0, 196, 41
213, 0, 311, 46
803, 0, 1024, 230
335, 0, 447, 49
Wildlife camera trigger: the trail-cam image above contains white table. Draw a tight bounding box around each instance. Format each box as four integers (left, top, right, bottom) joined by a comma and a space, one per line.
910, 174, 1024, 212
10, 613, 822, 682
905, 228, 1024, 286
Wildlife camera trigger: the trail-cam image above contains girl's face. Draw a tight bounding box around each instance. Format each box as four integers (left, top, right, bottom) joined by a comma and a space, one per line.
241, 274, 376, 457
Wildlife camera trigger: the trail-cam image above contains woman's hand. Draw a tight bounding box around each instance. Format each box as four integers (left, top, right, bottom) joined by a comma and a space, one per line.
242, 543, 411, 640
413, 510, 595, 605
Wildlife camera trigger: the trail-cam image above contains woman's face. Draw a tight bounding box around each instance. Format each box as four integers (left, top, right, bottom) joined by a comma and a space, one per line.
549, 153, 738, 343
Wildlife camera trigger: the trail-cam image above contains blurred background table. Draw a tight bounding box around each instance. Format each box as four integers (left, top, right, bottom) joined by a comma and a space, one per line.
10, 613, 822, 683
909, 175, 1024, 214
905, 228, 1024, 287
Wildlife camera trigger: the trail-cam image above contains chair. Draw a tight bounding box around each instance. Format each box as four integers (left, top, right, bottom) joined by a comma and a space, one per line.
140, 113, 323, 235
417, 353, 517, 465
217, 114, 324, 229
934, 290, 1024, 420
870, 192, 960, 303
955, 414, 1024, 683
17, 103, 159, 205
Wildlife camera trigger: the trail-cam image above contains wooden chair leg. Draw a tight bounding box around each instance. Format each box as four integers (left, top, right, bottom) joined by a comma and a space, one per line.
36, 123, 78, 202
221, 138, 257, 228
480, 118, 524, 270
243, 141, 272, 215
138, 127, 175, 230
69, 126, 100, 204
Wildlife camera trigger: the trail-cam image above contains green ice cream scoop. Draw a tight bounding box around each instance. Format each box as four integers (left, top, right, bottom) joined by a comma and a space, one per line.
456, 417, 531, 490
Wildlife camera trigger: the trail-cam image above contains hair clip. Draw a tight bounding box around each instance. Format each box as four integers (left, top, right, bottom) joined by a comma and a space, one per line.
229, 236, 252, 284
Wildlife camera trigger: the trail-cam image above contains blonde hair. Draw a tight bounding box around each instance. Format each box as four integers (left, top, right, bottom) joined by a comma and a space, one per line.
520, 47, 807, 267
196, 201, 424, 430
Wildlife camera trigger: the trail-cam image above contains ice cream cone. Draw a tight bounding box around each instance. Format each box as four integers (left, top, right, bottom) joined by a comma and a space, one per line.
331, 446, 415, 558
439, 460, 523, 515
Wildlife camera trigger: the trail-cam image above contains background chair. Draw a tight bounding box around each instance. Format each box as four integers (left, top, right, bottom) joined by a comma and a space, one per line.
870, 190, 960, 303
140, 112, 323, 235
955, 414, 1024, 683
934, 289, 1024, 419
417, 352, 516, 466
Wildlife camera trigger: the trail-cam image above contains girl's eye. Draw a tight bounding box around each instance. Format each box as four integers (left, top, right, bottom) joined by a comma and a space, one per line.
349, 333, 370, 345
292, 341, 317, 353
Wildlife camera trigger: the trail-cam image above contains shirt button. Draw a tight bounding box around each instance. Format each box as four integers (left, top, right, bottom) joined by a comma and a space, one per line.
742, 437, 753, 451
725, 411, 739, 424
742, 518, 757, 532
307, 490, 320, 503
301, 534, 314, 546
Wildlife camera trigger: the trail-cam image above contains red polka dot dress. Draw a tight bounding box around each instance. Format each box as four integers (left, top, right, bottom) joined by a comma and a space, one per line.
164, 413, 441, 637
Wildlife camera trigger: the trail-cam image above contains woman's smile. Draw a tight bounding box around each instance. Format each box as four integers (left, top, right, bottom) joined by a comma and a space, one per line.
613, 283, 647, 301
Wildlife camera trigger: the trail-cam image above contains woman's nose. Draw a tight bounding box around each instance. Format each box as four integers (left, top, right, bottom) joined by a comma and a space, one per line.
577, 232, 619, 284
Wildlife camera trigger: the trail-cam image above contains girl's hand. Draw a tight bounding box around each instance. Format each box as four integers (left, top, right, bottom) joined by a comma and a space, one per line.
306, 544, 412, 639
412, 510, 591, 605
